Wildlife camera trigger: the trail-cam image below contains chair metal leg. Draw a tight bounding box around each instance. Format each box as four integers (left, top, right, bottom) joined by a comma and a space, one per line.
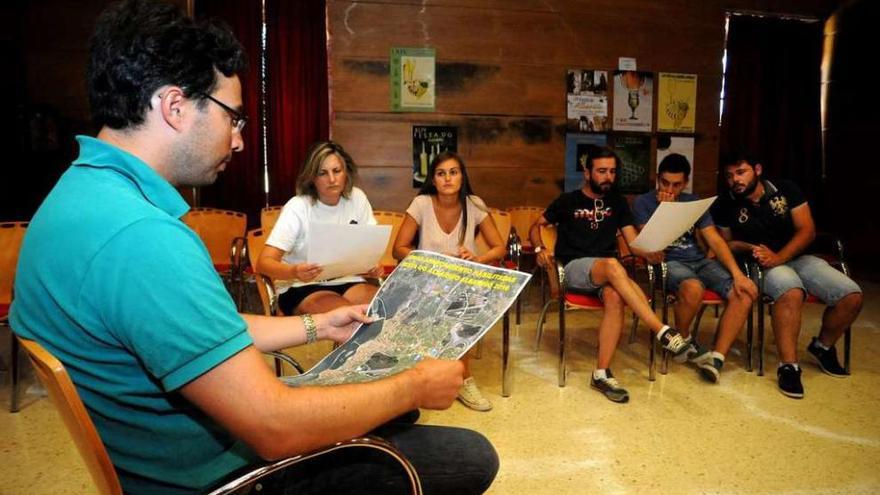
648, 329, 656, 381
10, 334, 21, 413
534, 300, 553, 352
746, 301, 754, 372
502, 310, 512, 397
558, 300, 566, 387
515, 292, 522, 326
692, 305, 710, 345
757, 299, 766, 376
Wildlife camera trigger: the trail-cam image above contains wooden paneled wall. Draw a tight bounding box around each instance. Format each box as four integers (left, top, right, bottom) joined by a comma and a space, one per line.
328, 0, 839, 212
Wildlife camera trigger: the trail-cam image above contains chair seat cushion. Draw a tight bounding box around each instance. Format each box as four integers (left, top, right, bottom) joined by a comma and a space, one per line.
564, 292, 603, 308
703, 290, 723, 303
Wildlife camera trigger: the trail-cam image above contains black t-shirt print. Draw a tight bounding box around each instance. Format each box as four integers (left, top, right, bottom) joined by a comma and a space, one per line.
713, 179, 807, 253
543, 189, 634, 264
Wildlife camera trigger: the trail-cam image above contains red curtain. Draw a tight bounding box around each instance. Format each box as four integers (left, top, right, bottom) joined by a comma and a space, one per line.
265, 0, 329, 206
719, 15, 824, 207
195, 0, 266, 225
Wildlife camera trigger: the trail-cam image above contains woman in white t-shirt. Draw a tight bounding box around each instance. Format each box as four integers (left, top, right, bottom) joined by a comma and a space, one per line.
393, 152, 506, 411
257, 141, 381, 315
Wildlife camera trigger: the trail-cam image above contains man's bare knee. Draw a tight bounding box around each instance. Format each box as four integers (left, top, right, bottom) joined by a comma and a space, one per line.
677, 279, 703, 305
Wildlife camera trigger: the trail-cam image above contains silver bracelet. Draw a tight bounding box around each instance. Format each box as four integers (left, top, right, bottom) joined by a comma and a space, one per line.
302, 314, 318, 344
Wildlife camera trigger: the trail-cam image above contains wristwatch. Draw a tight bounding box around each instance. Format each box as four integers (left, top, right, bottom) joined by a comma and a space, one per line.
534, 245, 545, 254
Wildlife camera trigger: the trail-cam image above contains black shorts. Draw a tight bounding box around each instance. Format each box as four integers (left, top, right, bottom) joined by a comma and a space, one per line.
277, 282, 362, 315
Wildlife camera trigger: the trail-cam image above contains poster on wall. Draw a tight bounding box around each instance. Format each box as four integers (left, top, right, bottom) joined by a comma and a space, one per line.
391, 47, 436, 112
413, 126, 457, 188
610, 134, 651, 194
656, 136, 695, 193
564, 133, 607, 192
566, 69, 609, 132
612, 71, 653, 132
657, 73, 697, 133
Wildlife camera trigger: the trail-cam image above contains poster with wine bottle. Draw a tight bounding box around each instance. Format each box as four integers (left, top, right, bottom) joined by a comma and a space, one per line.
612, 70, 653, 132
412, 126, 457, 188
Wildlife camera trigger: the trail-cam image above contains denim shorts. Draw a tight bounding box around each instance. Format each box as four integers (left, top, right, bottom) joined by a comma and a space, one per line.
563, 257, 604, 296
762, 254, 861, 305
666, 258, 733, 297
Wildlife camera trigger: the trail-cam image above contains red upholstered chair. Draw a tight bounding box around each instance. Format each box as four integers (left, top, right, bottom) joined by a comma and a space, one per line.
653, 262, 753, 374
534, 224, 660, 385
749, 233, 854, 376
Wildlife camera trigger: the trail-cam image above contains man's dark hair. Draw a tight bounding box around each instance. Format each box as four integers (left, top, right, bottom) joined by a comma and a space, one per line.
658, 153, 691, 180
87, 0, 247, 129
720, 150, 759, 169
583, 145, 622, 171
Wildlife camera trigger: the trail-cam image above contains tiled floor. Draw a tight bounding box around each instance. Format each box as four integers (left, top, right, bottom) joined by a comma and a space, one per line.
2, 281, 879, 494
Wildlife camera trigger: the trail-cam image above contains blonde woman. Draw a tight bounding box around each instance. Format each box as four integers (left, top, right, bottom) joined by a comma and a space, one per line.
258, 141, 381, 315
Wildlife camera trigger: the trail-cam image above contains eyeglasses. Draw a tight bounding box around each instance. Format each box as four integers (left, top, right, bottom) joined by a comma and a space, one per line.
200, 93, 247, 132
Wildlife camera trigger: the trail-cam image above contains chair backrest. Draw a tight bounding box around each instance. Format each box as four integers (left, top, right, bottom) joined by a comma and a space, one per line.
506, 206, 544, 250
538, 224, 561, 297
17, 336, 122, 495
475, 208, 512, 256
246, 228, 278, 316
261, 206, 284, 234
373, 210, 406, 268
182, 208, 247, 268
0, 221, 28, 307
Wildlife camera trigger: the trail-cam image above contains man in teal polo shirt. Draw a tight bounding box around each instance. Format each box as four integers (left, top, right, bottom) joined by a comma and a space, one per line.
10, 1, 498, 493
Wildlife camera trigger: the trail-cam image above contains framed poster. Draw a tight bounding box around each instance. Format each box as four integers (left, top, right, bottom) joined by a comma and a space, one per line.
566, 69, 609, 132
412, 126, 457, 188
391, 47, 436, 112
657, 73, 697, 133
610, 134, 651, 194
612, 71, 653, 132
564, 133, 607, 192
656, 136, 695, 193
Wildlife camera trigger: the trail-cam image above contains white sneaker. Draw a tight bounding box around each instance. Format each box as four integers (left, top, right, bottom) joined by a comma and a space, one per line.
457, 377, 493, 411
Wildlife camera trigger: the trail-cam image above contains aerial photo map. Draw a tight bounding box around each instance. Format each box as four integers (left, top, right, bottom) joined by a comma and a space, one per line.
282, 250, 531, 387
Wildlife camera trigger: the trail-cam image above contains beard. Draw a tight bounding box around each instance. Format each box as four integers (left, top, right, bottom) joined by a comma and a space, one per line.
588, 177, 613, 195
170, 129, 228, 187
731, 175, 759, 198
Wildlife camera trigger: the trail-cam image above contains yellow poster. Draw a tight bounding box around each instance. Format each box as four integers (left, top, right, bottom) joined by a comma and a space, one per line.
657, 73, 697, 133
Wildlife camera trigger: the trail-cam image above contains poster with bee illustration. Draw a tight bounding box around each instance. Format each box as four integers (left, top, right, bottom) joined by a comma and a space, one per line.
391, 47, 436, 112
657, 73, 696, 133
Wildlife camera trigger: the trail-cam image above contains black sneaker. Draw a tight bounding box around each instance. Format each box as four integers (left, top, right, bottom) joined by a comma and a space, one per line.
807, 337, 848, 377
590, 370, 630, 403
673, 339, 711, 364
658, 328, 690, 359
698, 357, 723, 383
777, 364, 804, 399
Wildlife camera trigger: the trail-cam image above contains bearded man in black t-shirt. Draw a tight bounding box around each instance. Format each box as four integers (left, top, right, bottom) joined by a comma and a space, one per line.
529, 146, 691, 403
715, 152, 863, 399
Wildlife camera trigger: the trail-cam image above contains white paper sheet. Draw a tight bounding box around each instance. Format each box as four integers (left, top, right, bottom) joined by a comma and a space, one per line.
306, 223, 392, 281
630, 196, 716, 252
